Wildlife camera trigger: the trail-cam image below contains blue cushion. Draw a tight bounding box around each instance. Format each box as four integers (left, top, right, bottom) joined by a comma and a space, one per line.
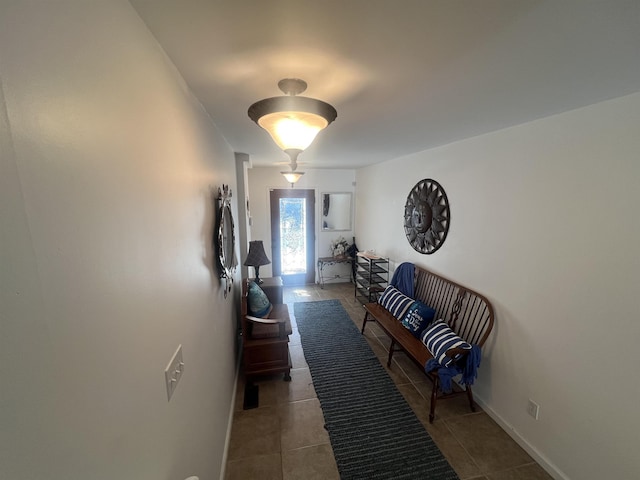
378, 285, 414, 320
247, 281, 272, 318
401, 301, 436, 337
421, 320, 472, 367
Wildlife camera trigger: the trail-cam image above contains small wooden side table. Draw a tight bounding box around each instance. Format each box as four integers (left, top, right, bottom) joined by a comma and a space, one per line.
317, 256, 354, 288
257, 276, 283, 304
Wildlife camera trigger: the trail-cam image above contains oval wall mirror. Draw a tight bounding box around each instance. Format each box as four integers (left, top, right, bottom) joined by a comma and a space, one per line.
216, 184, 236, 297
321, 192, 352, 231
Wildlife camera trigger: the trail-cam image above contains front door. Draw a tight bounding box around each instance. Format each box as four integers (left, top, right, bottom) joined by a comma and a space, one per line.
269, 189, 315, 285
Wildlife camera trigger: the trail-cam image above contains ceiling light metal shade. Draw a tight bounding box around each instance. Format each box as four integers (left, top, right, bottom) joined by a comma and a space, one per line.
248, 78, 337, 155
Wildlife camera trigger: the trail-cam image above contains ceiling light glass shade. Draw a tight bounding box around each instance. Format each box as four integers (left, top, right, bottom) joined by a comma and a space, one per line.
248, 79, 337, 153
258, 111, 328, 151
281, 171, 305, 185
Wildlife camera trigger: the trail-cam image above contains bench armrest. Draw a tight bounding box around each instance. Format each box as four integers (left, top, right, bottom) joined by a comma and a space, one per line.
246, 315, 286, 324
446, 347, 470, 358
246, 315, 287, 339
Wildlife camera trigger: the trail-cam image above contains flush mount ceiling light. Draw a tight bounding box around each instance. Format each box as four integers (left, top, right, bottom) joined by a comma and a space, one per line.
248, 78, 337, 185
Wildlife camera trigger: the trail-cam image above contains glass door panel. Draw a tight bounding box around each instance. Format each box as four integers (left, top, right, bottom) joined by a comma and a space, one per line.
270, 189, 315, 285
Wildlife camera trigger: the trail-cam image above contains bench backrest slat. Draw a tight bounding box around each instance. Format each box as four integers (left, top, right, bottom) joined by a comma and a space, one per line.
413, 266, 494, 347
415, 271, 456, 322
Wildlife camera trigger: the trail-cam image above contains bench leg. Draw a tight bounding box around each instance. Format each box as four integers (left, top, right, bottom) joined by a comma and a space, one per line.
387, 339, 396, 367
361, 311, 370, 334
429, 375, 439, 423
466, 385, 476, 412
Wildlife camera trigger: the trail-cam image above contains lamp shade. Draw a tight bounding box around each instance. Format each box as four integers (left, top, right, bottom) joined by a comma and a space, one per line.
243, 240, 271, 267
248, 79, 337, 153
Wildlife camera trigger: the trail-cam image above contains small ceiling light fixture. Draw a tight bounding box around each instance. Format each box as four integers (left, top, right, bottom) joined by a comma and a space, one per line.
281, 169, 304, 188
248, 78, 337, 185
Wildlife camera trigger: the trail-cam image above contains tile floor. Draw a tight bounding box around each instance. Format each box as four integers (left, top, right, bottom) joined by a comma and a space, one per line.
225, 283, 553, 480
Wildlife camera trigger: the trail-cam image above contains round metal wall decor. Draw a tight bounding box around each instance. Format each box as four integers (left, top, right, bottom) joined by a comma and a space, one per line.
404, 178, 450, 254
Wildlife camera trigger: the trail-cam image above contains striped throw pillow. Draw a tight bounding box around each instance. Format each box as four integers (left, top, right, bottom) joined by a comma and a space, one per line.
421, 320, 472, 367
378, 285, 414, 320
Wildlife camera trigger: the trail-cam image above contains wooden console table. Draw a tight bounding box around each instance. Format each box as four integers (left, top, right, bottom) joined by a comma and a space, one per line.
317, 256, 354, 288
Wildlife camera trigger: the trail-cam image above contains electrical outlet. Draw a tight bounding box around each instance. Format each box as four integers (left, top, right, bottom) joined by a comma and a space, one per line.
527, 399, 540, 419
165, 345, 184, 401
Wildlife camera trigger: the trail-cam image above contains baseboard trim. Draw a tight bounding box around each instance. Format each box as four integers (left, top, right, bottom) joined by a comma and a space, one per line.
218, 353, 242, 480
473, 395, 569, 480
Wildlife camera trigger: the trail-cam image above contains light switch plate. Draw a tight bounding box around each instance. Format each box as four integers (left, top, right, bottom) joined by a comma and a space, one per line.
165, 345, 184, 401
527, 399, 540, 420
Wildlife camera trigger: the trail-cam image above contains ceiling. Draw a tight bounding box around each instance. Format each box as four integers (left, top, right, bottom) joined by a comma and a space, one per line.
131, 0, 640, 170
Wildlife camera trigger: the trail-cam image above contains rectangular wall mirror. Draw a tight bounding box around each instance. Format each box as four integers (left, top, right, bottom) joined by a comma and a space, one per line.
321, 192, 352, 231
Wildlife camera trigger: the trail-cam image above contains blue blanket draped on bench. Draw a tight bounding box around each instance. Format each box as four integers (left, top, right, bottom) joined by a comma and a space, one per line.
390, 262, 415, 298
425, 344, 482, 394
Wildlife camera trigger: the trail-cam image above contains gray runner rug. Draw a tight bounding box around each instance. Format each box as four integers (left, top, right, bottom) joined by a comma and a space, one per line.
294, 299, 459, 480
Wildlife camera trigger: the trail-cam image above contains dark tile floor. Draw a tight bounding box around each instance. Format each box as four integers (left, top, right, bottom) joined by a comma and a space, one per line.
225, 283, 553, 480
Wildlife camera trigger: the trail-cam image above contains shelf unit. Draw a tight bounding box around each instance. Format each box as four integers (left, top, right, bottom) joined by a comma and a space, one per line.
354, 254, 389, 305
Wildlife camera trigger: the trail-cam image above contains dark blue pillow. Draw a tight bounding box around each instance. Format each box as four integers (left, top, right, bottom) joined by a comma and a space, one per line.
378, 285, 414, 319
401, 301, 436, 337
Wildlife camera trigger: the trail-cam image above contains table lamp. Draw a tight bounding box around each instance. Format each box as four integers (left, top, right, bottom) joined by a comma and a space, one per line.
244, 240, 271, 284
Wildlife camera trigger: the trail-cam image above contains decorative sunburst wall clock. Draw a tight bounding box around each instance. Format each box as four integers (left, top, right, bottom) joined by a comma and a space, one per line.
404, 179, 450, 254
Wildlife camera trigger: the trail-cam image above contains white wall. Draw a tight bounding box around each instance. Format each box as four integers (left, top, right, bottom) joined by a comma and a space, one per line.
355, 92, 640, 480
246, 167, 356, 282
0, 2, 239, 479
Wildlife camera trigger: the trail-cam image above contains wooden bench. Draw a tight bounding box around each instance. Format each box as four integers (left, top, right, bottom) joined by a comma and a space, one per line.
361, 264, 494, 422
240, 279, 292, 381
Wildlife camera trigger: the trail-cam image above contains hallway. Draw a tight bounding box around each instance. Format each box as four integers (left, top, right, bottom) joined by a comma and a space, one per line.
225, 283, 552, 480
